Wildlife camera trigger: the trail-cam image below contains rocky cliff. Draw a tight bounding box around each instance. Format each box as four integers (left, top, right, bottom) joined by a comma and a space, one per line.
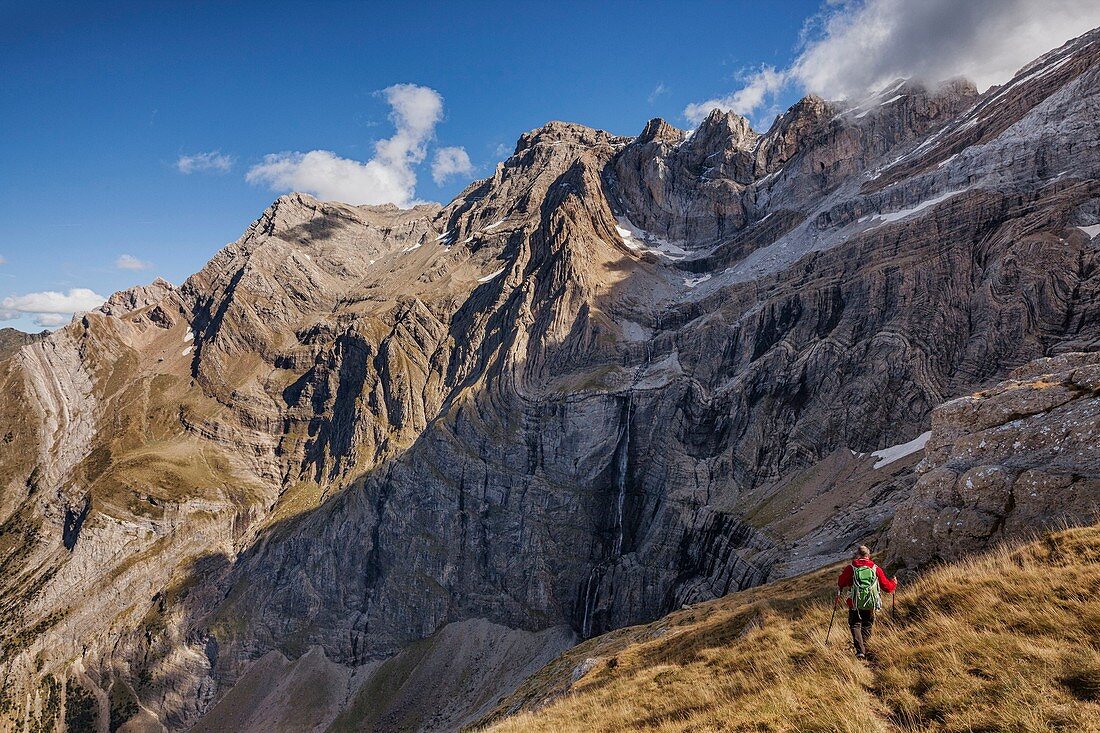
1, 27, 1098, 733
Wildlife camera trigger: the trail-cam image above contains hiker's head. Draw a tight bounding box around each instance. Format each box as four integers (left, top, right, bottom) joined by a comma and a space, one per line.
855, 545, 872, 560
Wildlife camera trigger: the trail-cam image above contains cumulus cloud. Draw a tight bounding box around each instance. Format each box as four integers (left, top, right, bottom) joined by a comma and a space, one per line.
247, 83, 446, 207
2, 288, 106, 316
431, 146, 474, 185
177, 151, 234, 174
116, 254, 153, 271
684, 65, 786, 124
33, 313, 68, 327
685, 0, 1100, 123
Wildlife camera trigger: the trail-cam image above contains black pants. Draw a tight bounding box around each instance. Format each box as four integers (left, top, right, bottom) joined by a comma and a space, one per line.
848, 609, 875, 656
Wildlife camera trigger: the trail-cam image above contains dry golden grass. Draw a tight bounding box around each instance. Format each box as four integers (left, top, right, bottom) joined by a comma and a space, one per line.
480, 524, 1100, 732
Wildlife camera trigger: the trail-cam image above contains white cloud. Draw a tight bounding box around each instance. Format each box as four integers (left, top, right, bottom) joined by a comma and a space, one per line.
248, 150, 412, 206
33, 313, 68, 327
684, 0, 1100, 122
431, 146, 474, 185
684, 65, 787, 125
2, 288, 106, 315
0, 309, 18, 321
648, 82, 669, 104
247, 83, 446, 207
116, 254, 153, 271
177, 151, 234, 174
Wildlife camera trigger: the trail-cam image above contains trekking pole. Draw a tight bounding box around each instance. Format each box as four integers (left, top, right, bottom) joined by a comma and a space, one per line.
824, 593, 839, 645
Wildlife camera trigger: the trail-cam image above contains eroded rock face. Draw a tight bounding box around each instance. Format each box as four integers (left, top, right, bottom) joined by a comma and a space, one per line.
98, 277, 178, 317
0, 328, 48, 362
0, 27, 1098, 733
886, 352, 1100, 568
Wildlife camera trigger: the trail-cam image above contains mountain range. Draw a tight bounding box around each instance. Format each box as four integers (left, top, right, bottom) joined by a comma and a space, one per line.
1, 26, 1098, 733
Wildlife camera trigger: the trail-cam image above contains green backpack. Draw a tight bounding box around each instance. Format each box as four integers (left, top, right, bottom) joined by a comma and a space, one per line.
851, 564, 882, 611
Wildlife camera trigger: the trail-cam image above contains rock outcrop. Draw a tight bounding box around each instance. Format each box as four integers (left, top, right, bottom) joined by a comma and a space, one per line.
0, 26, 1098, 733
886, 351, 1100, 568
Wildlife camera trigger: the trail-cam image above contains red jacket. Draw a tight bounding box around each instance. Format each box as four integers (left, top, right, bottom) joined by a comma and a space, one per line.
837, 558, 897, 608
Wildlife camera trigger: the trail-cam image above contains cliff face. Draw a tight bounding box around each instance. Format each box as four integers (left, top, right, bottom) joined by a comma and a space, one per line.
1, 28, 1099, 733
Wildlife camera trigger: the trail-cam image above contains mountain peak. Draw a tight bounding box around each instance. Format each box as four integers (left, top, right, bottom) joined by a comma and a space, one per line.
514, 120, 624, 154
694, 108, 758, 147
98, 277, 177, 318
637, 117, 685, 145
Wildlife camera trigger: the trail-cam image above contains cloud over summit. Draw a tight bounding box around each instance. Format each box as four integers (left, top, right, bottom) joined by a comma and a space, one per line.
247, 83, 470, 207
685, 0, 1100, 124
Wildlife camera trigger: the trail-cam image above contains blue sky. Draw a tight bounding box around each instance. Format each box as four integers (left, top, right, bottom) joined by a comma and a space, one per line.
2, 0, 1097, 331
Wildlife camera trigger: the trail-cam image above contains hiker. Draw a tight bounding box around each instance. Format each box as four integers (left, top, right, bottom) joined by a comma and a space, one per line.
835, 545, 897, 659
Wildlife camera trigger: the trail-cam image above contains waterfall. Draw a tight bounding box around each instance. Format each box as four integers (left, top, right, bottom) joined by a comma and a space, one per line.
581, 566, 604, 639
612, 428, 628, 557
612, 394, 631, 557
580, 393, 633, 639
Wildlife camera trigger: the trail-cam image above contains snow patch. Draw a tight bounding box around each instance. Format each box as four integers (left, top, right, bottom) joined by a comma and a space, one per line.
183, 331, 194, 343
864, 190, 966, 229
756, 168, 782, 185
431, 230, 455, 246
182, 346, 193, 357
871, 431, 931, 469
854, 94, 906, 119
483, 218, 508, 232
877, 78, 909, 96
477, 267, 505, 283
1078, 224, 1100, 239
935, 153, 959, 169
683, 274, 712, 288
614, 216, 688, 260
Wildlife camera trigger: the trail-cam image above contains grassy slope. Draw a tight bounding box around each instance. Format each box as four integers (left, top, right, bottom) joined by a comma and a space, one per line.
478, 524, 1100, 732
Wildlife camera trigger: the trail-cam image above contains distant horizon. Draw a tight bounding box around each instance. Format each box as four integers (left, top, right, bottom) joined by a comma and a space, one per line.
2, 0, 1098, 333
